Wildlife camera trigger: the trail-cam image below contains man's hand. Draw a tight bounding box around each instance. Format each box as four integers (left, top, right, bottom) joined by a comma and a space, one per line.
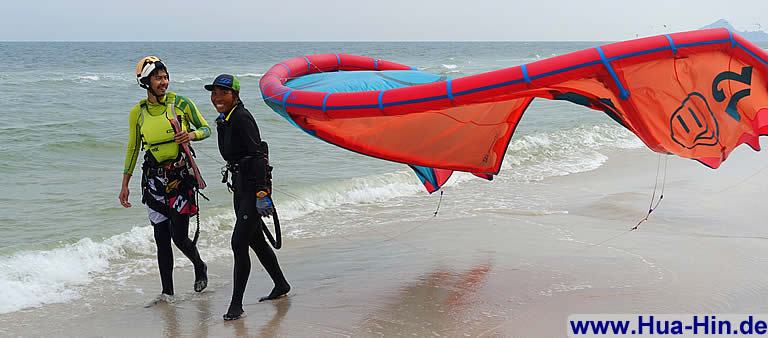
174, 131, 196, 144
119, 186, 132, 208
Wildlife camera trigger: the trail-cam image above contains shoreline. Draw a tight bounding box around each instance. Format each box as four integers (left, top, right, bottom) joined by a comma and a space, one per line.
3, 146, 768, 337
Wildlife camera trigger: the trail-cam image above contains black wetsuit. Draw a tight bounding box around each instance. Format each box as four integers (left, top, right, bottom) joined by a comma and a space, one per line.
217, 102, 289, 314
141, 154, 207, 296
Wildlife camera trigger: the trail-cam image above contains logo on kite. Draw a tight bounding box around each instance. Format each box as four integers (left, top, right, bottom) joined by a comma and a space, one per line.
670, 92, 719, 149
669, 66, 754, 150
711, 66, 753, 122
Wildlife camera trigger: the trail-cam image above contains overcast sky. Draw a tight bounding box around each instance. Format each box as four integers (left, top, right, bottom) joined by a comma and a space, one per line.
2, 0, 765, 41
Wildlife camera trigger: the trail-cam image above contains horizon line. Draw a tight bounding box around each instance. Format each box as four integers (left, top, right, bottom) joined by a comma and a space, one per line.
0, 39, 618, 43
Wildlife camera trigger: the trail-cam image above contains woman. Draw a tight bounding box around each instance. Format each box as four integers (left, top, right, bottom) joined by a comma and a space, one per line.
119, 56, 209, 305
205, 74, 290, 321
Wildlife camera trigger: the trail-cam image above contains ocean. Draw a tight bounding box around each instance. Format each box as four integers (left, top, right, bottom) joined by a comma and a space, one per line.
1, 41, 765, 315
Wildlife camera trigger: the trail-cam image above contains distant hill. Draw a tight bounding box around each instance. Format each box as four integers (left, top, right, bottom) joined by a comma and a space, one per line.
701, 19, 768, 41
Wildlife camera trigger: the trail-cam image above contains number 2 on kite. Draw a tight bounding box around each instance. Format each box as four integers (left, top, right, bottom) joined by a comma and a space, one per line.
711, 66, 752, 121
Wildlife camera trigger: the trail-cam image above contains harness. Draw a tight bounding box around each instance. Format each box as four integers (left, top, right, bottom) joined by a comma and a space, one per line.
139, 94, 207, 244
220, 141, 282, 250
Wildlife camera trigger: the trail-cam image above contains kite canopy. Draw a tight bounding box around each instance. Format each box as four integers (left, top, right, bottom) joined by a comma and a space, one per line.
260, 29, 768, 192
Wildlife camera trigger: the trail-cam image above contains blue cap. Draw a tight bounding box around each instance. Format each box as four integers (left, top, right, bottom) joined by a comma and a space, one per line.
205, 74, 240, 91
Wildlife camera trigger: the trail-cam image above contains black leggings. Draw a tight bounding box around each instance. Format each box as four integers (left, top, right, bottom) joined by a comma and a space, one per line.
153, 213, 205, 295
229, 186, 287, 308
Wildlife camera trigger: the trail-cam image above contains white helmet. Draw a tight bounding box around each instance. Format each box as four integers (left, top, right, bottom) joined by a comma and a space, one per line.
135, 56, 168, 90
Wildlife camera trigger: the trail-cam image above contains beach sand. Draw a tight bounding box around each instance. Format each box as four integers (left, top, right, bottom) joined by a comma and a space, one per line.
4, 146, 768, 337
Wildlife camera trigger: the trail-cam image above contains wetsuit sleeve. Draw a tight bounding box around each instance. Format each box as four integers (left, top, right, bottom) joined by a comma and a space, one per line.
123, 105, 142, 175
178, 96, 211, 141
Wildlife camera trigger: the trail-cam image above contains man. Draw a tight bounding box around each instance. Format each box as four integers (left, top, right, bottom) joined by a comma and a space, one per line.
206, 74, 290, 321
119, 56, 209, 305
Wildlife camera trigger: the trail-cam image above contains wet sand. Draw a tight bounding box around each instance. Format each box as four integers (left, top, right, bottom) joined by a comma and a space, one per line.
4, 146, 768, 337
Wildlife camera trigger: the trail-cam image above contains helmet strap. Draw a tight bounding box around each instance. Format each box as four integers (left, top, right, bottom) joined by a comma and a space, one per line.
147, 87, 164, 104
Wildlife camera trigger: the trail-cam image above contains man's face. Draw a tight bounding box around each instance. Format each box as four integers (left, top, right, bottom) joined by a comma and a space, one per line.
210, 87, 237, 113
149, 69, 169, 96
